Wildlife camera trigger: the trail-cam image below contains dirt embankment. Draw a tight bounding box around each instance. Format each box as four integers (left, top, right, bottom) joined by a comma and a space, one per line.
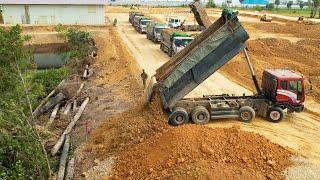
220, 38, 320, 101
245, 22, 320, 40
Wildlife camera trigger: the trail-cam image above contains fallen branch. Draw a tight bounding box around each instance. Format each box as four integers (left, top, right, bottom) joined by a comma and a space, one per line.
87, 68, 94, 78
57, 135, 70, 180
62, 102, 72, 116
51, 97, 90, 156
46, 103, 60, 128
65, 157, 75, 180
72, 100, 77, 113
32, 80, 65, 118
38, 93, 66, 117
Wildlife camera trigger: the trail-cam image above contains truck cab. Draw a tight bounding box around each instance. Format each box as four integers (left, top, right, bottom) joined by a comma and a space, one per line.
168, 18, 181, 28
172, 37, 194, 54
262, 69, 304, 112
138, 19, 152, 33
153, 25, 167, 42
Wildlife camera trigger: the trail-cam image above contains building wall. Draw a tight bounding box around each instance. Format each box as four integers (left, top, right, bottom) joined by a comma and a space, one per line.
2, 4, 105, 25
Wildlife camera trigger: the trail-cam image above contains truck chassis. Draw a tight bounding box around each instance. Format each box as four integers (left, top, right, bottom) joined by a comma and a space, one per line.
169, 94, 287, 126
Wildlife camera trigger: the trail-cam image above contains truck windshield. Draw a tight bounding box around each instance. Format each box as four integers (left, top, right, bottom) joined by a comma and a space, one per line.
141, 20, 151, 25
174, 39, 193, 47
155, 28, 165, 33
289, 80, 302, 93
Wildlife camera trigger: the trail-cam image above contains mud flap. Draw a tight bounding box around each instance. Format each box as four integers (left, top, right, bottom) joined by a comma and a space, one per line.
257, 101, 269, 118
146, 76, 157, 104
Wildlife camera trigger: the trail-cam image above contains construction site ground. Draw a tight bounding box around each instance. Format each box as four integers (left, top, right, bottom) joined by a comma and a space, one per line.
17, 6, 320, 179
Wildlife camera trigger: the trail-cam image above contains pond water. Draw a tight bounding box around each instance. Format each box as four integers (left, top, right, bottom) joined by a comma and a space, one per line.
34, 52, 70, 69
28, 43, 71, 69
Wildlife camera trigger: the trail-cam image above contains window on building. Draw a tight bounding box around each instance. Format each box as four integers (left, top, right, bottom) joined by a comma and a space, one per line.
88, 6, 96, 13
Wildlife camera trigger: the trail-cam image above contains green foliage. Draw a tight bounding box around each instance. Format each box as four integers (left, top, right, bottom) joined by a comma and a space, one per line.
206, 0, 216, 8
300, 1, 305, 9
56, 25, 96, 71
266, 3, 275, 10
287, 1, 293, 9
26, 67, 70, 108
254, 5, 263, 11
275, 0, 280, 6
0, 25, 49, 179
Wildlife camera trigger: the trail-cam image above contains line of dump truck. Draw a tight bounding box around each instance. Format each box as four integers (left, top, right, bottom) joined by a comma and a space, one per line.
129, 3, 305, 126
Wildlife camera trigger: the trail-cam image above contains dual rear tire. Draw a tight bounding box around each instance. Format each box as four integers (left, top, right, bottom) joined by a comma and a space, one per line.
169, 106, 210, 126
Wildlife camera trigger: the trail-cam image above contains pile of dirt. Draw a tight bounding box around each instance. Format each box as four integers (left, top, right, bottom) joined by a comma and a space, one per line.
112, 125, 293, 179
221, 38, 320, 101
248, 22, 320, 39
85, 93, 168, 157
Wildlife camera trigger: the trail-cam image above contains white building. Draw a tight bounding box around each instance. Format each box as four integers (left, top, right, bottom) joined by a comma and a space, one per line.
0, 0, 107, 25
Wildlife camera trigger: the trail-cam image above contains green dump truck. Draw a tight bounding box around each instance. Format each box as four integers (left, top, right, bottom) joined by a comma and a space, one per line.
146, 22, 168, 43
160, 29, 194, 57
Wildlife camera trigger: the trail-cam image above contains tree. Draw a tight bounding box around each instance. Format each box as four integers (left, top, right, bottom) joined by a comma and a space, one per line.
266, 3, 275, 10
287, 1, 293, 9
310, 0, 319, 18
275, 0, 280, 9
206, 0, 216, 8
0, 25, 50, 179
300, 1, 305, 9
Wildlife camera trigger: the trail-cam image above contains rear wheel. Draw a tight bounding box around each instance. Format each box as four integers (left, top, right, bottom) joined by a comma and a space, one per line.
169, 107, 189, 126
239, 106, 255, 123
191, 106, 210, 125
267, 107, 284, 123
169, 49, 174, 57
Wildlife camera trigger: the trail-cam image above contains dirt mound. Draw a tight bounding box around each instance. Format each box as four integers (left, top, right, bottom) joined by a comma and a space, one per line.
249, 22, 320, 39
85, 93, 169, 158
112, 125, 293, 179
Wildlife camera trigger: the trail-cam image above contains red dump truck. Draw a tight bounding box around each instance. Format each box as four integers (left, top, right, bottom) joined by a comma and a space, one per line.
149, 10, 305, 126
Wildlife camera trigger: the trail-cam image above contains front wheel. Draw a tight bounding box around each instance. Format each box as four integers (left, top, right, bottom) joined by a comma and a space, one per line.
239, 106, 255, 123
169, 107, 189, 126
267, 107, 284, 123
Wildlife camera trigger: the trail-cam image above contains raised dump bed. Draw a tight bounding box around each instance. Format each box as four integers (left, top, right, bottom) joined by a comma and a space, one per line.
189, 0, 212, 28
155, 12, 249, 110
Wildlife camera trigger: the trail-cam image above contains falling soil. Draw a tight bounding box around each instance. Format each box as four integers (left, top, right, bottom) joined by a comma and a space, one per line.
111, 125, 293, 179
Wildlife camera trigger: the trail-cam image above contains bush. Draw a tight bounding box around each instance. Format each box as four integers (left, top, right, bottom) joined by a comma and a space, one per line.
0, 25, 49, 179
254, 5, 263, 11
266, 3, 275, 10
206, 0, 216, 8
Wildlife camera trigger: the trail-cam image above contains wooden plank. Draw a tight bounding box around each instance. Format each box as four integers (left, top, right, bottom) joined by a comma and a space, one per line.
51, 97, 89, 156
57, 135, 70, 180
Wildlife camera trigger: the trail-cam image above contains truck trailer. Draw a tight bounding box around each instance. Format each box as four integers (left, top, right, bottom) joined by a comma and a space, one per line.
146, 22, 168, 43
160, 29, 194, 57
150, 10, 305, 126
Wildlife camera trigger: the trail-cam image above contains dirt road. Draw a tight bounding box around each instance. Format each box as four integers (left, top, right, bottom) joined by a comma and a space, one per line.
107, 13, 320, 165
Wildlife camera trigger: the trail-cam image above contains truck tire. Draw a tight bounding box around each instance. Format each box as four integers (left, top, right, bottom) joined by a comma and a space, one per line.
191, 106, 210, 125
239, 106, 255, 123
267, 107, 284, 123
169, 49, 174, 57
169, 107, 189, 126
